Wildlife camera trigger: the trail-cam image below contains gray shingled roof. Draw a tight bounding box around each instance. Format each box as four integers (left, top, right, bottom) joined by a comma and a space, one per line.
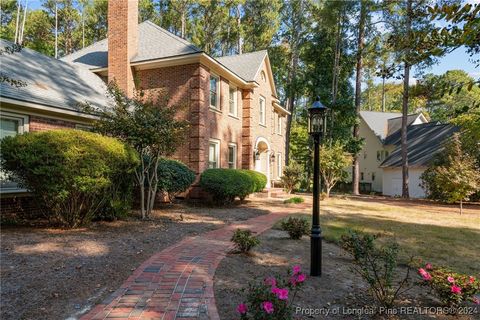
381, 123, 458, 168
62, 22, 267, 83
386, 114, 425, 136
0, 39, 108, 112
359, 111, 401, 140
216, 50, 267, 82
61, 21, 202, 69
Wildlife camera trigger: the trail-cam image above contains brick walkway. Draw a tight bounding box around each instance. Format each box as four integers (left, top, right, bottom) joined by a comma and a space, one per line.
81, 206, 305, 320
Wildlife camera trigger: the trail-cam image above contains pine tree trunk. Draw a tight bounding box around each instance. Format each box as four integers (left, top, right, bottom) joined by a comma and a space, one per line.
236, 4, 242, 54
401, 0, 413, 199
352, 0, 366, 196
460, 199, 463, 215
382, 77, 386, 112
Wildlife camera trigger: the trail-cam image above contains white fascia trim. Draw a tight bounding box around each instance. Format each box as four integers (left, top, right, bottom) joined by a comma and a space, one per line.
273, 101, 291, 115
0, 97, 98, 120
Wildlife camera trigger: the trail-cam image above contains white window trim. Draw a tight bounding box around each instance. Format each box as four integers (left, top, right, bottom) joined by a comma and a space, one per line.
209, 74, 221, 111
208, 139, 221, 169
277, 152, 282, 178
277, 114, 282, 135
228, 86, 238, 118
228, 143, 237, 169
0, 111, 30, 194
259, 96, 266, 126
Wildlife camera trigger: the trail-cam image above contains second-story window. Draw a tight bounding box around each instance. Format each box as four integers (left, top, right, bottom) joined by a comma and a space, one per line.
259, 96, 266, 125
229, 86, 237, 117
210, 75, 220, 110
277, 114, 282, 134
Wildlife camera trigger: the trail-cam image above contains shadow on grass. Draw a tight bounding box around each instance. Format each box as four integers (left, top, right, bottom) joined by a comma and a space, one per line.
274, 211, 480, 274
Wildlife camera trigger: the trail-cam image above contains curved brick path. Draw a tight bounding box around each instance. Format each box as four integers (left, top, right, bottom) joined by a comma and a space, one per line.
81, 205, 306, 320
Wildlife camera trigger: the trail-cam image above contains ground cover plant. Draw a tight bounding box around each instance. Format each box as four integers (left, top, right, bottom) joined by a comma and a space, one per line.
283, 196, 304, 204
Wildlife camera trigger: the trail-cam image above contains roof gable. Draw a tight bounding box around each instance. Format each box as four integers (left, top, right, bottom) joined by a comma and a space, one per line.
0, 39, 108, 112
359, 111, 401, 140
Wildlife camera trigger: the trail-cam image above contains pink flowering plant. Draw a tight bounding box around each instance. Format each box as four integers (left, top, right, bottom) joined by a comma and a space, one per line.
417, 263, 480, 307
236, 265, 307, 319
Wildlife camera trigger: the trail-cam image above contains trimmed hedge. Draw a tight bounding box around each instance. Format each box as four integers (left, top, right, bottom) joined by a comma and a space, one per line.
0, 129, 139, 227
244, 170, 267, 192
157, 158, 195, 201
199, 169, 266, 204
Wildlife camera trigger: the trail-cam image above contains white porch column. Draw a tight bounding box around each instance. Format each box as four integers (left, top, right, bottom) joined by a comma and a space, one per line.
266, 150, 271, 188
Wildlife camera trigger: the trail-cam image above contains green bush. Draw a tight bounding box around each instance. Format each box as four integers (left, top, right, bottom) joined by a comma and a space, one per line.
281, 217, 310, 239
281, 162, 303, 193
340, 230, 411, 307
157, 158, 195, 201
244, 170, 267, 192
199, 169, 257, 204
283, 196, 304, 204
231, 229, 260, 253
0, 129, 139, 227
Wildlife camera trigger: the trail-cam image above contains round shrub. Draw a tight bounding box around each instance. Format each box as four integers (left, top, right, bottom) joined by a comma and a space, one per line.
157, 158, 195, 201
0, 129, 139, 227
281, 216, 310, 240
199, 169, 255, 204
231, 228, 260, 253
244, 170, 267, 192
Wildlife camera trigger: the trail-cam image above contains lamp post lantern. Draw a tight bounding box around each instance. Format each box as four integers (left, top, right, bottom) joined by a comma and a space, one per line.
308, 96, 328, 277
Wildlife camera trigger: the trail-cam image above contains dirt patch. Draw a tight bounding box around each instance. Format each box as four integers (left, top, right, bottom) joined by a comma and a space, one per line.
214, 229, 479, 320
0, 199, 271, 320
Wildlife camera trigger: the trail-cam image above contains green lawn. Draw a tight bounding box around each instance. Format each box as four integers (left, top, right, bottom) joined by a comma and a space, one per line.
274, 196, 480, 275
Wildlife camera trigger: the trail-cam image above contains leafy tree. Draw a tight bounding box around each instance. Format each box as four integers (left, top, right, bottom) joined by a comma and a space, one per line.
88, 85, 189, 219
242, 0, 281, 52
385, 0, 447, 198
288, 115, 312, 190
421, 134, 480, 214
319, 142, 352, 198
280, 161, 303, 194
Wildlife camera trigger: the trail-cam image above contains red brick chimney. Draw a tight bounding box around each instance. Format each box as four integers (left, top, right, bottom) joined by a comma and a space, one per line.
108, 0, 138, 97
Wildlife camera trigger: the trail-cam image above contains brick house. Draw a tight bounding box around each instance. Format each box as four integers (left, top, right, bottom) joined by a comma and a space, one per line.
63, 0, 288, 195
0, 0, 287, 203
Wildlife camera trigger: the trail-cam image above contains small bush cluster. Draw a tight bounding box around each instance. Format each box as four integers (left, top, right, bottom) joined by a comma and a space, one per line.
231, 229, 260, 253
157, 158, 196, 201
280, 162, 303, 193
417, 263, 480, 306
236, 265, 307, 319
0, 129, 139, 227
283, 196, 304, 204
281, 217, 309, 240
340, 230, 411, 307
200, 169, 266, 204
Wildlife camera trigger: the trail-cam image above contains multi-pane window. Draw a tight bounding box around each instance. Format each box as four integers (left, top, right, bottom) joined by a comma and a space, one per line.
208, 140, 220, 168
277, 152, 282, 178
228, 143, 237, 169
275, 113, 282, 134
229, 86, 237, 116
210, 75, 220, 110
1, 113, 28, 191
259, 96, 266, 125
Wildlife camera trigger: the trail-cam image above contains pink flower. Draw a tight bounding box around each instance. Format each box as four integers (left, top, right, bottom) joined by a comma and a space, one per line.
451, 285, 462, 294
296, 273, 306, 283
265, 277, 276, 287
418, 268, 427, 276
422, 272, 432, 281
272, 288, 289, 300
262, 301, 274, 314
425, 263, 432, 270
293, 265, 301, 275
469, 276, 476, 284
473, 297, 480, 305
236, 303, 248, 315
447, 276, 455, 283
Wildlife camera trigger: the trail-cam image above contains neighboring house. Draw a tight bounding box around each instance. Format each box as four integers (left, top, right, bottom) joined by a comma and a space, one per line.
380, 123, 458, 198
351, 111, 428, 193
0, 38, 109, 213
61, 0, 288, 196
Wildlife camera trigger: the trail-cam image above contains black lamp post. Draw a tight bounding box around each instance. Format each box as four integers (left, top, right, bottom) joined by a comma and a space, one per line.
308, 96, 328, 277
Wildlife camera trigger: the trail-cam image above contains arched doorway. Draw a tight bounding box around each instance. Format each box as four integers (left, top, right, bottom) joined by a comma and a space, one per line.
254, 137, 271, 188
